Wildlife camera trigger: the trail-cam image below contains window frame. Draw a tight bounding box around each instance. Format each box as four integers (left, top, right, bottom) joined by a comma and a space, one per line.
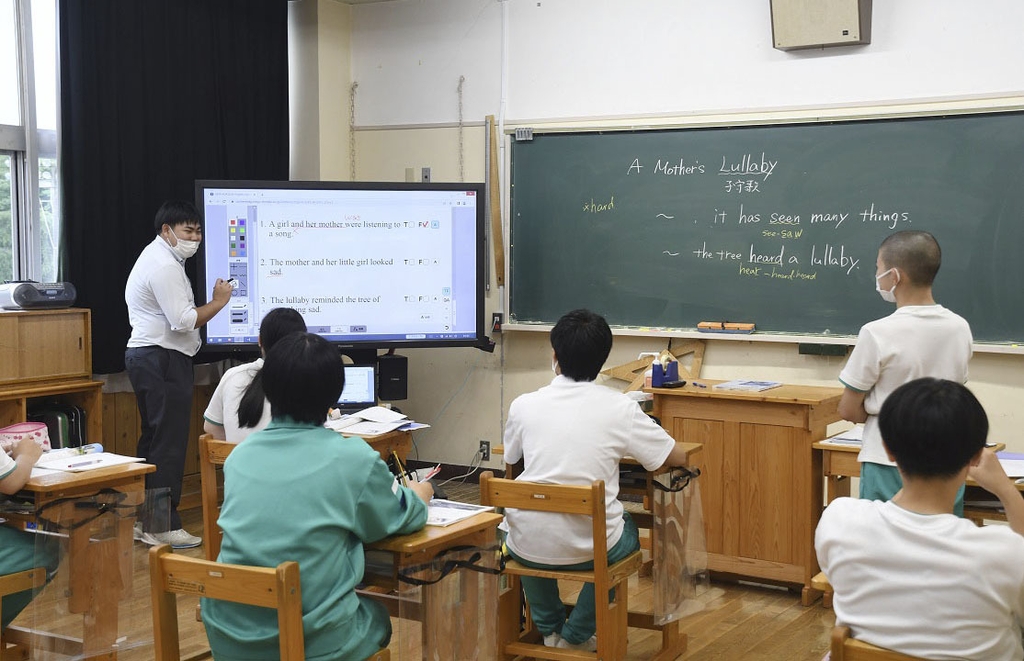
0, 0, 59, 282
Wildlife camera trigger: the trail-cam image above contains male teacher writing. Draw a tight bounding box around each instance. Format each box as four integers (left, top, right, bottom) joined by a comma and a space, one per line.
125, 200, 233, 548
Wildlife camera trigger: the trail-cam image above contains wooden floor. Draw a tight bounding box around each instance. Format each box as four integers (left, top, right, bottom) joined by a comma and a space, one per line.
10, 507, 836, 660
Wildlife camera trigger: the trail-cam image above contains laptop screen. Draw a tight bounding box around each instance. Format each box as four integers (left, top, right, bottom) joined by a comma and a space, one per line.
337, 364, 377, 410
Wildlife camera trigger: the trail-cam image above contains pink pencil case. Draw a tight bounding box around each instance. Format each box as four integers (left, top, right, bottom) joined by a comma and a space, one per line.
0, 422, 51, 453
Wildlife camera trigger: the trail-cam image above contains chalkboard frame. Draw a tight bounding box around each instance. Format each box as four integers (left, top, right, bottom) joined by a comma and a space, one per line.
504, 100, 1024, 352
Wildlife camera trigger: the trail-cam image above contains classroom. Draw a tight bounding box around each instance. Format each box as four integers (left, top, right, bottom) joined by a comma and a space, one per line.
3, 1, 1024, 659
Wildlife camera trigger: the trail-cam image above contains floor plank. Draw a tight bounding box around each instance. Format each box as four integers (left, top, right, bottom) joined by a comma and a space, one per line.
8, 506, 836, 660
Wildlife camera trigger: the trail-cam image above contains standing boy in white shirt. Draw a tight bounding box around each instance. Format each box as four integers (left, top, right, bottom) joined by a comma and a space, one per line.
502, 308, 695, 651
125, 200, 233, 548
838, 230, 972, 513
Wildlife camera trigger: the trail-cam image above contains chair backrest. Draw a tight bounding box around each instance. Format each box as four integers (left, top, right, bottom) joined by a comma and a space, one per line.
831, 626, 927, 661
199, 434, 237, 561
149, 544, 303, 661
478, 471, 610, 577
0, 567, 47, 643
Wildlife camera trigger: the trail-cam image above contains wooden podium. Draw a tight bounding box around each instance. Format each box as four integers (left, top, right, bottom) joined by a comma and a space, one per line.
649, 380, 842, 605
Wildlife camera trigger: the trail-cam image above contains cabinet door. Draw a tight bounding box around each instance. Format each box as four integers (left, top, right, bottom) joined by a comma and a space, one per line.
738, 423, 801, 565
18, 312, 90, 381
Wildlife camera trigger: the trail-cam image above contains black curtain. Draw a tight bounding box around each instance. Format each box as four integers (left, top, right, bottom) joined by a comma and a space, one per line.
59, 0, 289, 373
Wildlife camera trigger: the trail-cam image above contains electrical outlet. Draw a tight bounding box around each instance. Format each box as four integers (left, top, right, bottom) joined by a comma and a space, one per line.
479, 440, 491, 462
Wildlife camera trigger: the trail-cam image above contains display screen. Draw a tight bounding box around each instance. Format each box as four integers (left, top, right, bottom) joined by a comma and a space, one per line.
338, 364, 377, 409
196, 180, 486, 353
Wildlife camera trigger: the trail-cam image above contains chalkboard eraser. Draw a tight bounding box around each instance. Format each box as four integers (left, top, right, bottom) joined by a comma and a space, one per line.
698, 321, 755, 334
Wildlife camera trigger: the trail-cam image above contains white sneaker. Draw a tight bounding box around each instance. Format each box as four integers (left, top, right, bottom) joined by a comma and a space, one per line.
140, 529, 202, 549
543, 632, 562, 647
133, 522, 144, 541
556, 635, 597, 652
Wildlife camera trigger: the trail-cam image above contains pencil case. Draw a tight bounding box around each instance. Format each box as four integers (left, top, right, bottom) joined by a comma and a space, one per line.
0, 422, 51, 453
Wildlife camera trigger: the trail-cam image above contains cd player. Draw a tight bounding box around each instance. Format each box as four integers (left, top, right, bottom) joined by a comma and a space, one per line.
0, 282, 77, 310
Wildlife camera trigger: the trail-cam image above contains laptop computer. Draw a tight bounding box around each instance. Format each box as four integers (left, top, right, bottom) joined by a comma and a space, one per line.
336, 364, 377, 413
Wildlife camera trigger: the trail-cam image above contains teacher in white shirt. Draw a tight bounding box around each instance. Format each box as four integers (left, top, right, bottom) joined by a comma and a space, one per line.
124, 200, 232, 549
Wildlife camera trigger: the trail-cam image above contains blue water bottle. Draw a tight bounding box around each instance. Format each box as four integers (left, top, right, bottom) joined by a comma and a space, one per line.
651, 359, 664, 387
665, 360, 679, 382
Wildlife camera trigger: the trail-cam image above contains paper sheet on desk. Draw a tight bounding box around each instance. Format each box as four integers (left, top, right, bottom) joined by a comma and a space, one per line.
34, 452, 144, 472
996, 452, 1024, 477
339, 420, 408, 437
353, 406, 407, 423
426, 500, 494, 527
821, 425, 864, 446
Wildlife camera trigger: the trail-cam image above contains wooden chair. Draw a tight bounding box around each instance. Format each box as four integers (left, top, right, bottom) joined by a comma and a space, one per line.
0, 567, 48, 659
150, 544, 304, 660
193, 442, 392, 661
812, 570, 833, 609
479, 471, 643, 661
831, 626, 926, 661
199, 434, 236, 562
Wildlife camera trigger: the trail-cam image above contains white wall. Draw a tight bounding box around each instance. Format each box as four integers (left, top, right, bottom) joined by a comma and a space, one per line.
294, 0, 1024, 466
350, 0, 1024, 126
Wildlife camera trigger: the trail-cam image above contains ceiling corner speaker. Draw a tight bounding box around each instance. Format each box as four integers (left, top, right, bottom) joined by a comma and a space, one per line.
771, 0, 872, 51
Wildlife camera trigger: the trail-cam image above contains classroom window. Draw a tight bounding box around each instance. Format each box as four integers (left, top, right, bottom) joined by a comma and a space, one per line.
0, 152, 14, 282
0, 0, 61, 282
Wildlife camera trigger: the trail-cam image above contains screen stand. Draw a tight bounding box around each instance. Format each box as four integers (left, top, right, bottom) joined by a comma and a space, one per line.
339, 347, 378, 366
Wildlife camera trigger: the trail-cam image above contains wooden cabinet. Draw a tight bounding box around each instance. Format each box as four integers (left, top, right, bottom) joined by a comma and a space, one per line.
0, 308, 91, 385
0, 308, 102, 446
650, 381, 842, 605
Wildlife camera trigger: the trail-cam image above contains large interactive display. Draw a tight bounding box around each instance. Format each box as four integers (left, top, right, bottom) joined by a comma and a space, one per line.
196, 180, 486, 353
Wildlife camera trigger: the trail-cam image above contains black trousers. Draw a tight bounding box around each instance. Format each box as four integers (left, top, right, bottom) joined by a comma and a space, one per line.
125, 346, 193, 532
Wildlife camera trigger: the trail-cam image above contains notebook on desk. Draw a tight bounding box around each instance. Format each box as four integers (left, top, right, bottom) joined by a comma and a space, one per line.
336, 364, 377, 413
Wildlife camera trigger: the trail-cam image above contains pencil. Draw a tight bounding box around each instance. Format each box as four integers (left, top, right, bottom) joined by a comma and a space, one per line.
392, 451, 409, 486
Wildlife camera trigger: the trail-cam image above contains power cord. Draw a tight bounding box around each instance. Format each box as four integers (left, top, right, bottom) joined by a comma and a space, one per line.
437, 447, 485, 488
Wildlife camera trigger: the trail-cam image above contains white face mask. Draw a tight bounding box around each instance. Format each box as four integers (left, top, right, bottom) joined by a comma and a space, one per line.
551, 358, 559, 375
169, 234, 200, 260
875, 268, 899, 303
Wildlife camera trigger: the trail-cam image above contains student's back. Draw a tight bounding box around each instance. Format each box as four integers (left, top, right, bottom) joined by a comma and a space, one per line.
200, 333, 431, 661
818, 496, 1024, 659
818, 378, 1024, 660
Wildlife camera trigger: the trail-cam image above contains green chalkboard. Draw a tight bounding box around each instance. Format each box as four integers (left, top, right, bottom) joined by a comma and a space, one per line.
509, 111, 1024, 343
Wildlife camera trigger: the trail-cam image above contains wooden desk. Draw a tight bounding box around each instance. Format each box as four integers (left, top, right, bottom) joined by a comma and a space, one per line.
649, 381, 842, 605
364, 512, 504, 660
813, 440, 1019, 523
359, 429, 413, 463
3, 462, 155, 660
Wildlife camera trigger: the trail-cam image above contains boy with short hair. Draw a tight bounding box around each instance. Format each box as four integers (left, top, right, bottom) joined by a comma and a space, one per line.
817, 378, 1024, 659
502, 308, 694, 651
838, 230, 973, 512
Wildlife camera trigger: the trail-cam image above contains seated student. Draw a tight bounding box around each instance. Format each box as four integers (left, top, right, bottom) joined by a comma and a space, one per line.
0, 434, 59, 628
502, 308, 696, 651
203, 307, 306, 442
201, 332, 433, 660
816, 378, 1024, 660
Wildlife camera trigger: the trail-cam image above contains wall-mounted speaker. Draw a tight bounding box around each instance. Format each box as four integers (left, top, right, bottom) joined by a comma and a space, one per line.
771, 0, 872, 51
378, 354, 408, 401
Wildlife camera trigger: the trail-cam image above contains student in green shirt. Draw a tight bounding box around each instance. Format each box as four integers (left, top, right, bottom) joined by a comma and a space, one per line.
201, 332, 432, 660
